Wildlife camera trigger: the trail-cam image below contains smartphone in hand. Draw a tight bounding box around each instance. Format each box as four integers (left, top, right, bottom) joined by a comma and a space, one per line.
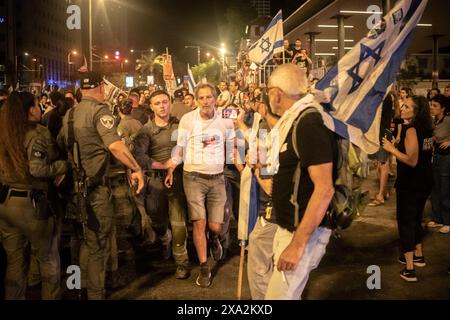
384, 129, 393, 141
222, 108, 239, 119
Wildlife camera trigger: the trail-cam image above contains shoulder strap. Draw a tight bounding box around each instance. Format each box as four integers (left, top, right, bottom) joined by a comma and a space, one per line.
65, 108, 85, 175
290, 106, 320, 227
291, 107, 319, 158
67, 108, 76, 154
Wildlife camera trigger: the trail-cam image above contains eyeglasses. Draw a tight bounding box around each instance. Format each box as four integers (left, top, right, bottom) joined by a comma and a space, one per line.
266, 86, 280, 93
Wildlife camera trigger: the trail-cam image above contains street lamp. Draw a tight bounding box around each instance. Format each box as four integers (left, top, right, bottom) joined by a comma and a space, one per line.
67, 50, 77, 84
220, 47, 226, 78
185, 45, 201, 65
89, 0, 93, 71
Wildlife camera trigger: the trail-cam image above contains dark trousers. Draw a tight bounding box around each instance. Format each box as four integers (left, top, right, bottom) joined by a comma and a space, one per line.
145, 170, 188, 266
220, 167, 241, 250
431, 154, 450, 225
396, 189, 430, 253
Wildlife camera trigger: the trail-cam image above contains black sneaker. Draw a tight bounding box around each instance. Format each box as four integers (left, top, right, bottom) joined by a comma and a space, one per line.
398, 255, 426, 267
209, 236, 223, 261
400, 268, 418, 282
195, 263, 211, 288
175, 265, 190, 280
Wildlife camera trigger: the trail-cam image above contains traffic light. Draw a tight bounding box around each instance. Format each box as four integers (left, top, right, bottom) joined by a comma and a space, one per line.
115, 51, 120, 60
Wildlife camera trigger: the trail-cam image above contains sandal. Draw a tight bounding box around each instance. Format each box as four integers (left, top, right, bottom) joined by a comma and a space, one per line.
368, 198, 384, 207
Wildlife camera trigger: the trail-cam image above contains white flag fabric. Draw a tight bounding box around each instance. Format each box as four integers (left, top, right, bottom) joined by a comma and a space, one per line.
315, 0, 428, 154
78, 56, 88, 73
248, 10, 283, 65
103, 78, 126, 105
186, 64, 196, 94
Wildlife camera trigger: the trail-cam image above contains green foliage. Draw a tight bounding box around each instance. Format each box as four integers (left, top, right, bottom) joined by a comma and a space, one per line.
191, 60, 221, 84
135, 52, 164, 85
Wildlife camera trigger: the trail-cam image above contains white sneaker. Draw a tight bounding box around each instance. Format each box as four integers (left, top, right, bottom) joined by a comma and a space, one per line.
427, 221, 444, 228
439, 225, 450, 234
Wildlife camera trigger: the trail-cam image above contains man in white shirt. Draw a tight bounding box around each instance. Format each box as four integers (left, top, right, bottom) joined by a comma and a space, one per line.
167, 83, 236, 288
228, 80, 244, 108
216, 81, 231, 108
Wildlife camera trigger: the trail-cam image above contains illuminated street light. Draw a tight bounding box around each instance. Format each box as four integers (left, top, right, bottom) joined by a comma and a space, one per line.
104, 55, 109, 59
68, 50, 78, 83
150, 48, 154, 52
24, 52, 29, 56
130, 49, 134, 53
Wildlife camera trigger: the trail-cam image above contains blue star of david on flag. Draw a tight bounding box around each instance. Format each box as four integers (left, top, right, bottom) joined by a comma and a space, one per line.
347, 42, 385, 94
259, 37, 272, 54
248, 10, 284, 65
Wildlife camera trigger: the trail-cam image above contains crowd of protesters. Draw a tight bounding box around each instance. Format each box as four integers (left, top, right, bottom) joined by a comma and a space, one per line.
0, 60, 450, 300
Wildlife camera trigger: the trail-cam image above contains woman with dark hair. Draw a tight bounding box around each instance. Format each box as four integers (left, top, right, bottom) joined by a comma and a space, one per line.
428, 95, 450, 234
383, 95, 434, 282
0, 92, 67, 299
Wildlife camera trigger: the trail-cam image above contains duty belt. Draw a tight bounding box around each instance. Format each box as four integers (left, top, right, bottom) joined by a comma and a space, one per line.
145, 170, 167, 179
185, 171, 223, 179
9, 190, 30, 198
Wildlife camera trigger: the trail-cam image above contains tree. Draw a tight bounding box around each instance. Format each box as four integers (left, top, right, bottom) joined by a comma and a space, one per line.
191, 60, 221, 84
136, 52, 165, 85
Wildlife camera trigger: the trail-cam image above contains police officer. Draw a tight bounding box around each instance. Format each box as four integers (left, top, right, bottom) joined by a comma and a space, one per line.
134, 90, 190, 279
58, 71, 144, 300
0, 92, 67, 299
106, 97, 144, 287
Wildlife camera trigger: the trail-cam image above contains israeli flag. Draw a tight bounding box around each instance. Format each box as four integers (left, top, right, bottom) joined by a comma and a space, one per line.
248, 10, 284, 65
186, 64, 196, 94
315, 0, 428, 154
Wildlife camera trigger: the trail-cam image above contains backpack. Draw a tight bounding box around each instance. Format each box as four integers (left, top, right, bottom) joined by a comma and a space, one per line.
290, 107, 369, 231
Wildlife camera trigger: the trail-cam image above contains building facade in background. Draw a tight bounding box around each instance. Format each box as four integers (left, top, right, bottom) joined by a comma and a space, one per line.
0, 0, 83, 89
250, 0, 270, 18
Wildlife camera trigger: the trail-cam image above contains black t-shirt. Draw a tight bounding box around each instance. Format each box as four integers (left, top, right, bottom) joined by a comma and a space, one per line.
380, 94, 394, 143
395, 124, 433, 192
273, 112, 338, 232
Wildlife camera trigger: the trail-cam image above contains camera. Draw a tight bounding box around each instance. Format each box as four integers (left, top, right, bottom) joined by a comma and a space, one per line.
222, 108, 239, 119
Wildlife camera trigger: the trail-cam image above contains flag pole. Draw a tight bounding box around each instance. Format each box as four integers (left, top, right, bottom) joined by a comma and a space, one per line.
237, 240, 246, 300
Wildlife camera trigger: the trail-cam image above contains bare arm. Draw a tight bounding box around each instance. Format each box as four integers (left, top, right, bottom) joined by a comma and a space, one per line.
383, 127, 418, 168
109, 140, 141, 172
277, 162, 335, 271
254, 168, 272, 196
108, 140, 144, 193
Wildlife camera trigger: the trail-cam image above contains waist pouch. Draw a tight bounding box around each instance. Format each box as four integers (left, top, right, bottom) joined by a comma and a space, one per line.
0, 183, 9, 204
30, 190, 51, 220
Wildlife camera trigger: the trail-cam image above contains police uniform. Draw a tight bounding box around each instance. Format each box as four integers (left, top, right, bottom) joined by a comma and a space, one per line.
0, 123, 67, 299
58, 72, 121, 299
134, 116, 190, 275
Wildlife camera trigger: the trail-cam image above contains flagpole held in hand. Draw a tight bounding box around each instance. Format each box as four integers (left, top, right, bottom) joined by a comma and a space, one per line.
237, 240, 246, 300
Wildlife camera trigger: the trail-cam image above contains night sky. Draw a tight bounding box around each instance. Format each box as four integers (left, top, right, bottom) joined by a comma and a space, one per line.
124, 0, 304, 64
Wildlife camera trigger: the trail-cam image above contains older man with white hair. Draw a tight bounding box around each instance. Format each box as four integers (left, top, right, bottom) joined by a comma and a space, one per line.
263, 64, 338, 300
